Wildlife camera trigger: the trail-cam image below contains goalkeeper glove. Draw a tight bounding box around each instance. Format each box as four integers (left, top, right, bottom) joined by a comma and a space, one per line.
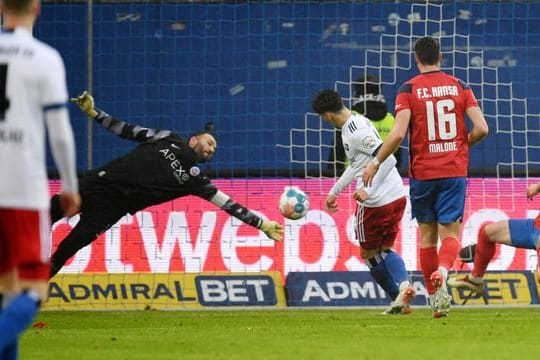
70, 90, 98, 118
259, 220, 283, 242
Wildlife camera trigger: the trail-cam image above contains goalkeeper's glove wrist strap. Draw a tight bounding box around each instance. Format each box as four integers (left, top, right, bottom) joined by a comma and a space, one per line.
93, 107, 105, 119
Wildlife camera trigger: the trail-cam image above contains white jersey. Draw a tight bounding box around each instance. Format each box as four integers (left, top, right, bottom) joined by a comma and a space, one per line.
0, 27, 77, 210
329, 112, 405, 207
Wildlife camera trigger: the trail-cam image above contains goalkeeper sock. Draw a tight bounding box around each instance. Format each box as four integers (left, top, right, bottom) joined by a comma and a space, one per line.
367, 256, 399, 300
472, 223, 495, 278
0, 291, 40, 354
381, 249, 409, 287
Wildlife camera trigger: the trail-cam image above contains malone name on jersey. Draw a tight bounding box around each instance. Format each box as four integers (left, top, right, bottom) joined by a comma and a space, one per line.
429, 141, 457, 153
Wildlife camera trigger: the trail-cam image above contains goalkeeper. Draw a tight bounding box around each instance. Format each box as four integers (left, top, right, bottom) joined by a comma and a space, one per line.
49, 91, 283, 278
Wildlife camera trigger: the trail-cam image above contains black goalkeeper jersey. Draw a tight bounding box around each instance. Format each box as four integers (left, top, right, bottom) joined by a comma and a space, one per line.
90, 110, 218, 214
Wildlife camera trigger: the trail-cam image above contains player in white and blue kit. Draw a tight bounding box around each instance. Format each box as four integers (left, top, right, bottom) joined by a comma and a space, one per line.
0, 0, 80, 358
312, 89, 415, 314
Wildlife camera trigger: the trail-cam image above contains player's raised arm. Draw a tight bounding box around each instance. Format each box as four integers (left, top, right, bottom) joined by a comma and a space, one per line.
70, 91, 172, 143
208, 190, 283, 241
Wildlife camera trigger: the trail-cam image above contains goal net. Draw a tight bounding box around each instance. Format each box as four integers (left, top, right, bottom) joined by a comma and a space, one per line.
277, 1, 540, 306
36, 1, 540, 308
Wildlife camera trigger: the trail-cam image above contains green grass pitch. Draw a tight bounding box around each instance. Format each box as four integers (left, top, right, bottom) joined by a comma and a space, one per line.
22, 307, 540, 359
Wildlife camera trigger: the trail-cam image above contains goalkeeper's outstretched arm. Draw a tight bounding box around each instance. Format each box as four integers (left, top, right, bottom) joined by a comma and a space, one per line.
70, 90, 171, 143
209, 190, 283, 241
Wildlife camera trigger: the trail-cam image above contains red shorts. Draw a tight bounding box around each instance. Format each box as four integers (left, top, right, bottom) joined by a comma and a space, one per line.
0, 208, 50, 280
354, 197, 406, 250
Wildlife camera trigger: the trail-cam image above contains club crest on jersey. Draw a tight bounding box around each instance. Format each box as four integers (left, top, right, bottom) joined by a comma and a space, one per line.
190, 166, 200, 176
362, 136, 377, 149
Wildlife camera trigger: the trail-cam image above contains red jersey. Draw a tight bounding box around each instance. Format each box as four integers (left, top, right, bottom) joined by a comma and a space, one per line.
395, 71, 478, 180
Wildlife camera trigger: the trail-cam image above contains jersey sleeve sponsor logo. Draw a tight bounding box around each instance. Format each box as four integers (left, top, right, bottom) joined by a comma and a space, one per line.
361, 136, 377, 150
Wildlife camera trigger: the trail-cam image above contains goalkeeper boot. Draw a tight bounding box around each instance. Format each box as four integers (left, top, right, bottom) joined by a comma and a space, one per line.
430, 271, 451, 318
447, 274, 484, 295
380, 286, 415, 315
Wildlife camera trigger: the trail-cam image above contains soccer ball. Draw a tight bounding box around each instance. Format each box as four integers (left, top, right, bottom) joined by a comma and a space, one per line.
279, 186, 310, 220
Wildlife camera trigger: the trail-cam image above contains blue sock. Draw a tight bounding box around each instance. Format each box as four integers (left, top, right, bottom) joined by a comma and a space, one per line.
369, 260, 399, 300
0, 294, 18, 360
1, 342, 18, 360
0, 294, 20, 360
383, 250, 409, 285
0, 292, 39, 354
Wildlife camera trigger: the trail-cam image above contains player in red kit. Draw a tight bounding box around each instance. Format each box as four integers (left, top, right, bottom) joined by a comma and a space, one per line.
362, 36, 489, 318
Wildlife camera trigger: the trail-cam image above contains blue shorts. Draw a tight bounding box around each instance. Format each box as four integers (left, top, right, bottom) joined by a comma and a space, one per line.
409, 177, 466, 224
509, 219, 540, 250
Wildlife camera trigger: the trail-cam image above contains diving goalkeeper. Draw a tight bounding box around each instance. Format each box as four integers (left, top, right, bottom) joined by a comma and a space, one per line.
49, 91, 283, 278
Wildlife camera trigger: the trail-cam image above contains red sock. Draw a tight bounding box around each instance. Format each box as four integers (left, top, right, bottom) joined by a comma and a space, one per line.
420, 247, 439, 294
472, 223, 495, 278
439, 236, 460, 271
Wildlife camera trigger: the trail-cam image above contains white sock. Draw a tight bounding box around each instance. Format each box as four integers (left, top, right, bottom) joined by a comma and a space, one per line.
437, 266, 449, 291
398, 281, 410, 292
437, 266, 448, 280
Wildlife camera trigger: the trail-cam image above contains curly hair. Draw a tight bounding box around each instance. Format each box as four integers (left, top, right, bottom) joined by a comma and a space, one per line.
311, 89, 344, 115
